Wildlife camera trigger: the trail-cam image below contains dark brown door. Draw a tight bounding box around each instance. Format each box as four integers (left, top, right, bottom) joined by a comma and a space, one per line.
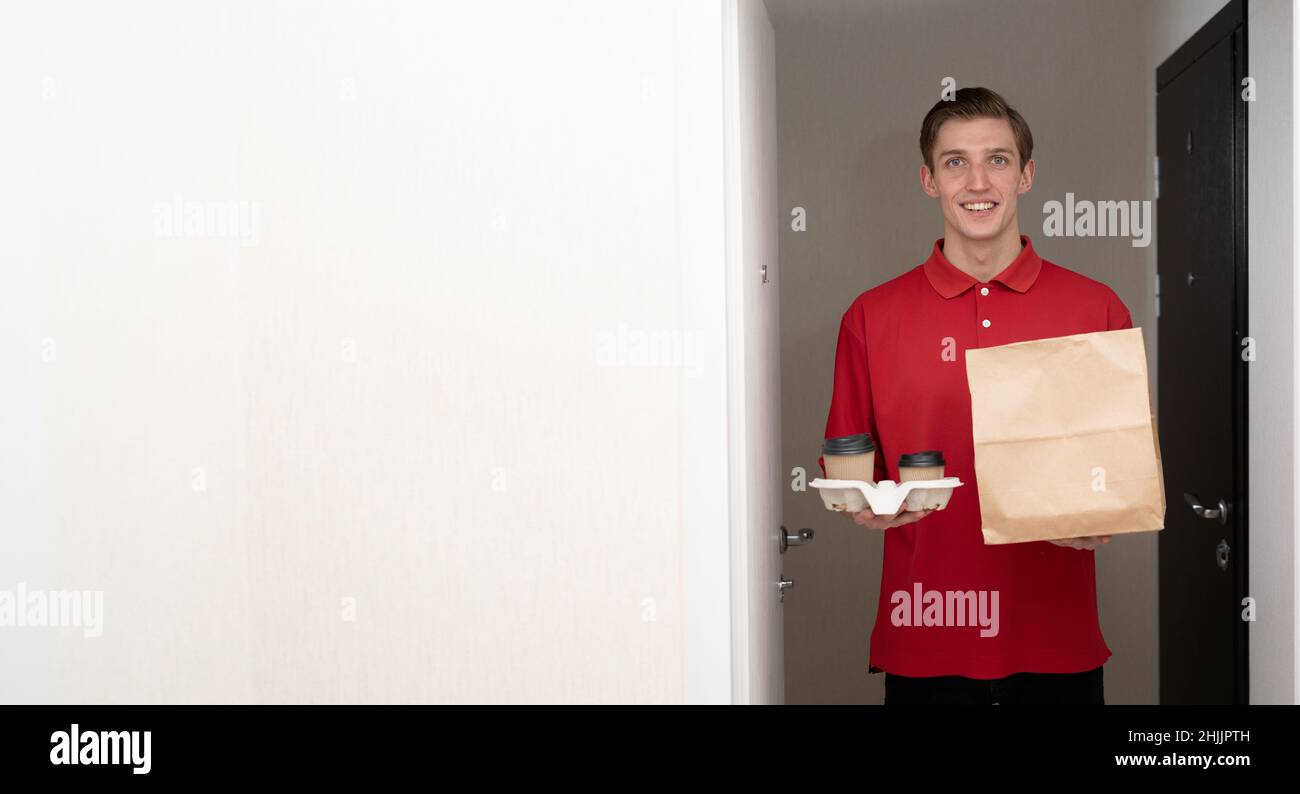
1155, 0, 1248, 705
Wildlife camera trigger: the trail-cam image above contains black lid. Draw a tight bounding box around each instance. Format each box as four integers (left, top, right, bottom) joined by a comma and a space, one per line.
822, 433, 875, 455
898, 450, 944, 467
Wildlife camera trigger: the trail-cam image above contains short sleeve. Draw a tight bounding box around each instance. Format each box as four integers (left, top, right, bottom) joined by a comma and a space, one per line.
818, 307, 888, 482
1107, 289, 1134, 331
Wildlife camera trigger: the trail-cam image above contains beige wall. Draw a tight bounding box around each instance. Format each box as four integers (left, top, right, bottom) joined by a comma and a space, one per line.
770, 0, 1159, 703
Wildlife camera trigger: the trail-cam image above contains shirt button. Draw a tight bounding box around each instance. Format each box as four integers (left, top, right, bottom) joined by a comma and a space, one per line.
982, 319, 991, 328
980, 287, 989, 296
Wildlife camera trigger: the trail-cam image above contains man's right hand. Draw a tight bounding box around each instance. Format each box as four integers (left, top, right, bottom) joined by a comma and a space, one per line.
848, 505, 936, 530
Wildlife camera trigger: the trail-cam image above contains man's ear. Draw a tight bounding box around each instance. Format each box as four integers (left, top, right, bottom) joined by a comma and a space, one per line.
920, 163, 940, 198
1017, 158, 1036, 194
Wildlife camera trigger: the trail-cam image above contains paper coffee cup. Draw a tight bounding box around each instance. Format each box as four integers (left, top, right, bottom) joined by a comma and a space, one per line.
898, 450, 945, 510
822, 433, 876, 485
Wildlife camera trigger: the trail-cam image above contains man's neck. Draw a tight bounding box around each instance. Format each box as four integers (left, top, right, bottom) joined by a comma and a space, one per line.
941, 227, 1024, 283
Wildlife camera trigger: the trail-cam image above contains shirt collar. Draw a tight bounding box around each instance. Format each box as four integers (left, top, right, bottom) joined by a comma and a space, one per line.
922, 234, 1043, 298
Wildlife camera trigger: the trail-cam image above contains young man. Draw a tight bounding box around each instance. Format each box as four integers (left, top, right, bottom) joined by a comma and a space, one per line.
819, 87, 1132, 705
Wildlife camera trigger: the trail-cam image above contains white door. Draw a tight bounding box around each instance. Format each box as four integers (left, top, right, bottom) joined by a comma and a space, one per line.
724, 0, 784, 704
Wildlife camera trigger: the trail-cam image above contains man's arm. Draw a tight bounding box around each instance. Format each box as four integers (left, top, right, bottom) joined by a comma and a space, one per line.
819, 306, 888, 483
820, 304, 935, 529
1107, 289, 1134, 331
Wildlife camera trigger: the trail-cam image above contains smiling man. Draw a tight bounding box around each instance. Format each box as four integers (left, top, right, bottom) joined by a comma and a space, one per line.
818, 87, 1134, 705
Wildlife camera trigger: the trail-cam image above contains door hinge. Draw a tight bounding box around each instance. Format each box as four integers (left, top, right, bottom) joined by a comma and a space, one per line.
1155, 272, 1160, 319
1153, 155, 1160, 200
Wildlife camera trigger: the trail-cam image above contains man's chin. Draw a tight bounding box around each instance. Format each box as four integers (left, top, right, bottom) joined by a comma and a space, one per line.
945, 213, 1016, 243
949, 223, 1002, 243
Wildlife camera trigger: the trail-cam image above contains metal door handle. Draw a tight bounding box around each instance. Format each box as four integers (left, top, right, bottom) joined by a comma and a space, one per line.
780, 525, 814, 553
1184, 492, 1229, 525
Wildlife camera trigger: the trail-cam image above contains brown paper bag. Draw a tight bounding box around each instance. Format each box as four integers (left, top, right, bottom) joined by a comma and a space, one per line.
965, 327, 1166, 545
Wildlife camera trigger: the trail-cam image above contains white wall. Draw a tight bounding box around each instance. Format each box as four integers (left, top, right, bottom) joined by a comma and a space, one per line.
0, 0, 734, 703
1244, 0, 1296, 706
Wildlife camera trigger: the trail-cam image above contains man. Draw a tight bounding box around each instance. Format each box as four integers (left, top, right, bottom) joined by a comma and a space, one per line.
819, 87, 1132, 705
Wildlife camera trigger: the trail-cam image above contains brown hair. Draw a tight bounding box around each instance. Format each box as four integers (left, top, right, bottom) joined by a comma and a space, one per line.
919, 87, 1033, 173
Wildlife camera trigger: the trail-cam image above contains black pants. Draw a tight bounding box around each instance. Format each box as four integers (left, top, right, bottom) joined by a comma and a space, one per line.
884, 665, 1104, 705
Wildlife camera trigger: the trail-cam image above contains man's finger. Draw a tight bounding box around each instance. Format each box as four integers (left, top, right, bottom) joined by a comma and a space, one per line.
891, 508, 935, 527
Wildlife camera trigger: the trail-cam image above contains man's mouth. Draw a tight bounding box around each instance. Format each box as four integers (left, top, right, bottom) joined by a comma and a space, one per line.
960, 200, 999, 216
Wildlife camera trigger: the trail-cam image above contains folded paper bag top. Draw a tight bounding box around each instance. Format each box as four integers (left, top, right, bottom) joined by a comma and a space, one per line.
964, 327, 1166, 545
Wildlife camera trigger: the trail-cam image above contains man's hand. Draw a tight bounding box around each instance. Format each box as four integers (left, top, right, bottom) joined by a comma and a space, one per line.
847, 504, 936, 530
1048, 535, 1112, 551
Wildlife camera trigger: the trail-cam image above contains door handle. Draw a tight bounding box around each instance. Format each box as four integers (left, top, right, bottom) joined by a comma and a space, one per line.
1183, 492, 1229, 525
780, 525, 814, 553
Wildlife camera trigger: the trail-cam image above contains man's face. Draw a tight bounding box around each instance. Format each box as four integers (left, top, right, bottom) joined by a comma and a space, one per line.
920, 116, 1034, 243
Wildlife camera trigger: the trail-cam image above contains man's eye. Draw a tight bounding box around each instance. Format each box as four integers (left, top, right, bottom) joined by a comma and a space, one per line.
991, 156, 1007, 166
946, 158, 963, 167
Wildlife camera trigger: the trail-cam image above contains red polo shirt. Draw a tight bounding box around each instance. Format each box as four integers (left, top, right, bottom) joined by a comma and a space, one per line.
819, 234, 1133, 679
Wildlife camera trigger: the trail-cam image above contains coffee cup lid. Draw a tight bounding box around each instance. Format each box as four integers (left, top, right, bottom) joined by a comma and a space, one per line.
822, 433, 875, 455
898, 450, 944, 467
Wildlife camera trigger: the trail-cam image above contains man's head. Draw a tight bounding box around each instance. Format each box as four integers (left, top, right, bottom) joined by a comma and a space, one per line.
919, 87, 1035, 244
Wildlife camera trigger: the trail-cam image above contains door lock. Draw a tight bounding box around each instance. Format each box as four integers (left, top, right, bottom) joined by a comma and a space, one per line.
1216, 539, 1230, 571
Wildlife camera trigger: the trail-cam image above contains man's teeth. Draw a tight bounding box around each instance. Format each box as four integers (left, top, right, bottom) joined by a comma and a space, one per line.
962, 202, 996, 211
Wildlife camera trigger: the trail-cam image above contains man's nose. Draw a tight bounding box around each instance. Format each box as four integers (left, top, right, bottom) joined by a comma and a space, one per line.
967, 163, 991, 190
